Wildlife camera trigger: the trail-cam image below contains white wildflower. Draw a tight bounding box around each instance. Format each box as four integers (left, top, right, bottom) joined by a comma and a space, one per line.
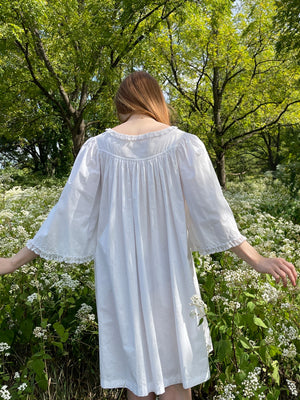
14, 372, 20, 379
51, 273, 80, 293
282, 325, 298, 342
33, 326, 47, 340
286, 380, 298, 397
282, 343, 297, 358
0, 343, 10, 353
280, 302, 291, 309
241, 368, 262, 398
76, 303, 93, 320
190, 295, 207, 319
214, 383, 237, 400
9, 284, 19, 294
27, 293, 38, 303
260, 282, 279, 303
0, 385, 11, 400
73, 303, 96, 337
17, 383, 27, 391
211, 295, 227, 303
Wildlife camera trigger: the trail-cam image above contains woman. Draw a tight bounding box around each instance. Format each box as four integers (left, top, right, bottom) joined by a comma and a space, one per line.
0, 71, 297, 400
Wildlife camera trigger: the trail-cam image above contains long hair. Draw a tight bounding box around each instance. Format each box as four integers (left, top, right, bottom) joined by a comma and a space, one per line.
114, 71, 170, 125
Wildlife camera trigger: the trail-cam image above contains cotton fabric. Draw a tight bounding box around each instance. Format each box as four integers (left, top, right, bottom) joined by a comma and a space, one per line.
26, 126, 246, 396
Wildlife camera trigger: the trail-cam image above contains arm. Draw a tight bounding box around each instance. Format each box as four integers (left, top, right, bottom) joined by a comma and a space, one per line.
230, 240, 298, 287
0, 247, 38, 275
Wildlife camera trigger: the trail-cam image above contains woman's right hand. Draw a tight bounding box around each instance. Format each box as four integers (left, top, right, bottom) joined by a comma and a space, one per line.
0, 258, 16, 275
230, 240, 298, 287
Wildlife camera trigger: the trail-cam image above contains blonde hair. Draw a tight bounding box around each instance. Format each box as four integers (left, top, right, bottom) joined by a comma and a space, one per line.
114, 71, 170, 125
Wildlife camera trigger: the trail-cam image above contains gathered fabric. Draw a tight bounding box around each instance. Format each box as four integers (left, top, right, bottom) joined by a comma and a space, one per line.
27, 126, 246, 396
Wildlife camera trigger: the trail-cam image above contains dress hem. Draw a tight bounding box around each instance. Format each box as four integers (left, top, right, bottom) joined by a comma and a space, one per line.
100, 372, 211, 397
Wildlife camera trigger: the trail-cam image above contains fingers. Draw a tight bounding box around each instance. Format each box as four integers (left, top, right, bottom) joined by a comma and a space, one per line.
271, 258, 297, 287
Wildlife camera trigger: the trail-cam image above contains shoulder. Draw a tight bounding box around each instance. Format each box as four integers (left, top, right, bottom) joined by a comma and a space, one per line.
82, 133, 107, 152
175, 129, 206, 153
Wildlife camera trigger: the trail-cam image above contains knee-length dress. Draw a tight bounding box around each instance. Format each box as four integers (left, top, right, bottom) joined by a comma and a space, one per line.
26, 126, 246, 396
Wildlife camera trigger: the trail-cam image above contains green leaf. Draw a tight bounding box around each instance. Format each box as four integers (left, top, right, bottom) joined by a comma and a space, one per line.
253, 316, 268, 328
29, 358, 44, 376
271, 360, 280, 385
247, 301, 256, 312
216, 339, 232, 362
53, 322, 69, 343
244, 292, 256, 298
52, 341, 63, 350
58, 307, 64, 319
36, 373, 48, 391
239, 337, 251, 349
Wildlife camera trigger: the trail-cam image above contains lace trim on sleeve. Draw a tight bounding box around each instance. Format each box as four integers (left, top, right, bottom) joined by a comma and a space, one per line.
26, 239, 94, 264
193, 235, 247, 255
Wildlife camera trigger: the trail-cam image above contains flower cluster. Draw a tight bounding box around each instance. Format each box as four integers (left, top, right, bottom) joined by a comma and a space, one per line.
211, 295, 241, 313
222, 266, 260, 290
241, 367, 263, 398
213, 383, 238, 400
51, 273, 80, 293
33, 326, 48, 340
17, 383, 27, 391
260, 282, 279, 303
74, 303, 96, 337
0, 343, 10, 353
0, 385, 11, 400
265, 323, 299, 359
26, 293, 38, 303
286, 379, 298, 397
190, 294, 208, 320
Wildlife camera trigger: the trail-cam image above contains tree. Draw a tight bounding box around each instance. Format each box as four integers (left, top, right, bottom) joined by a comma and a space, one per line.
274, 0, 300, 62
0, 0, 185, 157
147, 0, 300, 187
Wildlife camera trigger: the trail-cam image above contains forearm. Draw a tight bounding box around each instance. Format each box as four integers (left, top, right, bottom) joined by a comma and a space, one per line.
0, 247, 39, 275
11, 247, 39, 269
230, 240, 264, 269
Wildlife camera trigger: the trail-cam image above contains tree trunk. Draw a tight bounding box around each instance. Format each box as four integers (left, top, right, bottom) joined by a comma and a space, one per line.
212, 66, 227, 188
215, 150, 226, 189
71, 118, 86, 158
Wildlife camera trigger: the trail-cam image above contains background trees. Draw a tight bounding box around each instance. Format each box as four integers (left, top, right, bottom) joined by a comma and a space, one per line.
143, 0, 300, 187
0, 0, 299, 188
0, 0, 185, 162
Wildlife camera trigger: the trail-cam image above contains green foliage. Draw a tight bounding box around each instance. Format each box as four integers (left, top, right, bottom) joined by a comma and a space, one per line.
0, 0, 186, 160
143, 0, 300, 187
274, 0, 300, 62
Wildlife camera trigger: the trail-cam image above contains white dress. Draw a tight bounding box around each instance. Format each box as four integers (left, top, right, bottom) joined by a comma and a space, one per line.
26, 126, 246, 396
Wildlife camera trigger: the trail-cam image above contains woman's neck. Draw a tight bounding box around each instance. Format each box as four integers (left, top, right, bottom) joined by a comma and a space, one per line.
111, 114, 170, 136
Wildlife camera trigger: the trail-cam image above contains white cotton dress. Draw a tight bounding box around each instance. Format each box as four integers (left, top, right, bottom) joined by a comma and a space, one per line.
26, 126, 246, 396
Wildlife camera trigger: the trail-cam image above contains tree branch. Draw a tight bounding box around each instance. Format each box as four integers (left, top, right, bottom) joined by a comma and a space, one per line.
31, 27, 75, 113
224, 100, 300, 149
222, 101, 281, 136
14, 40, 70, 126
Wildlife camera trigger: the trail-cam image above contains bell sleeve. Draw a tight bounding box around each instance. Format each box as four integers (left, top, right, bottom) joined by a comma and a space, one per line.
177, 133, 246, 255
26, 137, 101, 263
